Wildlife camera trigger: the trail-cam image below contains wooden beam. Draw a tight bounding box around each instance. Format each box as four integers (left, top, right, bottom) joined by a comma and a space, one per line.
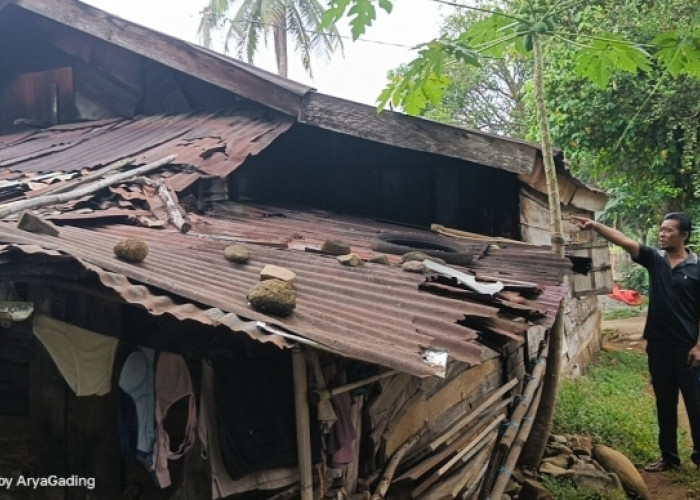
428, 378, 519, 452
302, 93, 539, 175
157, 179, 191, 233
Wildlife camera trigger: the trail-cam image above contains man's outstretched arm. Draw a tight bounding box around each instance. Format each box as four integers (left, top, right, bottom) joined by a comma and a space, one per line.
570, 216, 640, 260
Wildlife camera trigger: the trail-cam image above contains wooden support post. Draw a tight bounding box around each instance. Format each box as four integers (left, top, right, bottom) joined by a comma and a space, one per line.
157, 179, 191, 233
292, 346, 314, 500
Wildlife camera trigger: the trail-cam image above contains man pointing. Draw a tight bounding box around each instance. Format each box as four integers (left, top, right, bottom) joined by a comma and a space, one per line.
571, 213, 700, 471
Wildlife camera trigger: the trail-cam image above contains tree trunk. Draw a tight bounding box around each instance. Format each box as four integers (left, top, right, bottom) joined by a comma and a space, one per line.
518, 33, 566, 468
201, 6, 213, 49
532, 34, 565, 257
274, 10, 288, 78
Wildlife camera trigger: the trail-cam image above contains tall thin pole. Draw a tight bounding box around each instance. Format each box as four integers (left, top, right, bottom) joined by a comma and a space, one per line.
292, 346, 313, 500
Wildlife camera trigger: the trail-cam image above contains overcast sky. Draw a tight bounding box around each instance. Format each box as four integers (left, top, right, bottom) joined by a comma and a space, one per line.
81, 0, 448, 105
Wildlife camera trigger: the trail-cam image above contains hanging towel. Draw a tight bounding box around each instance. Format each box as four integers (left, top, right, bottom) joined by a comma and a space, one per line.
33, 314, 118, 396
198, 360, 298, 499
153, 352, 197, 488
119, 346, 156, 464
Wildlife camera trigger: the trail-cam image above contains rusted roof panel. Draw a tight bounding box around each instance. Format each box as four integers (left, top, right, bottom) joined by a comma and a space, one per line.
0, 110, 293, 179
0, 207, 570, 377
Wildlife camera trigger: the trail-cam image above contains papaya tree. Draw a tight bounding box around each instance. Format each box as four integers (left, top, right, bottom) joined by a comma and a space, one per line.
322, 0, 700, 470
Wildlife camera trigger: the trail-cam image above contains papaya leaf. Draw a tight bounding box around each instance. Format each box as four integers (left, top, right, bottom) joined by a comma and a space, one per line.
653, 29, 700, 78
462, 11, 518, 58
575, 33, 651, 88
322, 0, 390, 39
378, 0, 393, 14
320, 0, 350, 29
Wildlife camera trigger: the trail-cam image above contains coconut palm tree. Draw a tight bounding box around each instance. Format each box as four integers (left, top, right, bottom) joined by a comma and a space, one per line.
199, 0, 343, 78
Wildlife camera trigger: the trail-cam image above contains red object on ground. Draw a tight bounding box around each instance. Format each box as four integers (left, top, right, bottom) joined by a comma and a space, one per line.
607, 284, 644, 306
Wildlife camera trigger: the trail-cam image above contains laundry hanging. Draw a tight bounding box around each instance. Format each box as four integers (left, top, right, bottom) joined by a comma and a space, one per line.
153, 351, 197, 488
198, 360, 298, 499
33, 314, 118, 396
119, 346, 157, 465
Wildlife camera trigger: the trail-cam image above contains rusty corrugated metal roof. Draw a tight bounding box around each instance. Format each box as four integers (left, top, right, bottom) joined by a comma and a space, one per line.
0, 110, 293, 182
0, 206, 570, 377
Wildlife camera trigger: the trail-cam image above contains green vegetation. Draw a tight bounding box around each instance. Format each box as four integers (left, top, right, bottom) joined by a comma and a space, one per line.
552, 350, 700, 498
541, 475, 627, 500
601, 306, 646, 321
669, 466, 700, 497
555, 351, 657, 464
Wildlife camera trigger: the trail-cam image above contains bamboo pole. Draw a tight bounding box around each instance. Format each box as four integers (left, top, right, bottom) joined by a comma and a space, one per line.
157, 179, 191, 233
488, 383, 543, 500
292, 346, 313, 500
497, 342, 549, 454
0, 155, 176, 219
370, 434, 420, 500
39, 157, 135, 195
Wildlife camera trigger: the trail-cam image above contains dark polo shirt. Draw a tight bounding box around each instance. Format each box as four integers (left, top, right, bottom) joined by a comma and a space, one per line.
633, 245, 700, 349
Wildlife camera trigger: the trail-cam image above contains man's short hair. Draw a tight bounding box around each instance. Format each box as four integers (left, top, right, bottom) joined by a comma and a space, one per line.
664, 212, 692, 241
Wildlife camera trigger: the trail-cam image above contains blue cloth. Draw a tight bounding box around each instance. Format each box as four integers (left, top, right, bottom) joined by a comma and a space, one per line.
118, 347, 156, 463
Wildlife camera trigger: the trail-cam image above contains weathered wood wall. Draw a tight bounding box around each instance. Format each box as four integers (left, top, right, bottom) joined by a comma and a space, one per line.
519, 186, 607, 376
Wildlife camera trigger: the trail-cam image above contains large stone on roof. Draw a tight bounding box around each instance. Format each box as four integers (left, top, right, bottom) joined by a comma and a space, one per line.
114, 239, 148, 263
247, 279, 297, 316
337, 254, 364, 267
224, 244, 250, 264
321, 239, 352, 256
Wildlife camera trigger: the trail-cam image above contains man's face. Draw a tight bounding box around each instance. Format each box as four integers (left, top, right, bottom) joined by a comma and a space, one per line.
659, 219, 687, 250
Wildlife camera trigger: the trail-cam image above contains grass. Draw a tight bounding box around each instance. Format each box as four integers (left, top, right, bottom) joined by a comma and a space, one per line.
541, 475, 628, 500
547, 350, 700, 499
669, 466, 700, 496
601, 306, 646, 321
554, 350, 658, 464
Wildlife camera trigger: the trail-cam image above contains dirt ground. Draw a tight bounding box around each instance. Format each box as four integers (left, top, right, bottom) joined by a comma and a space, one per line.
599, 300, 700, 498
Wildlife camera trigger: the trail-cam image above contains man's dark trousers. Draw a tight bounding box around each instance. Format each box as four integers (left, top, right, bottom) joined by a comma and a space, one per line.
648, 340, 700, 461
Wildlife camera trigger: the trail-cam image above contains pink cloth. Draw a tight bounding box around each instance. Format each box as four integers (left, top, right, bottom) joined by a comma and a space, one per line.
153, 352, 197, 488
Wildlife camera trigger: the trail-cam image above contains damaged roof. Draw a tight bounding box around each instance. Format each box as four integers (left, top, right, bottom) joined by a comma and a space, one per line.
0, 202, 570, 377
1, 0, 551, 175
0, 110, 294, 194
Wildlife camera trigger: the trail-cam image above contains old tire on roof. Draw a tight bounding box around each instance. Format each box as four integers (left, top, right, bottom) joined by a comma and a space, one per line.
370, 233, 472, 265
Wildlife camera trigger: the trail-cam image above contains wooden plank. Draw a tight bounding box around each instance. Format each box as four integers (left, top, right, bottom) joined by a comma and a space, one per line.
417, 439, 493, 500
437, 415, 504, 475
302, 93, 538, 175
344, 395, 363, 494
429, 378, 518, 452
396, 398, 510, 484
411, 416, 503, 498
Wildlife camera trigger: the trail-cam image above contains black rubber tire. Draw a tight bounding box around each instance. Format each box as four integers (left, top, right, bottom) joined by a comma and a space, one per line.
370, 233, 473, 265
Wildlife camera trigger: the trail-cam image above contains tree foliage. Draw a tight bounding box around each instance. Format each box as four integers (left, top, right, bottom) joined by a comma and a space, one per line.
199, 0, 343, 77
390, 5, 531, 137
536, 0, 700, 229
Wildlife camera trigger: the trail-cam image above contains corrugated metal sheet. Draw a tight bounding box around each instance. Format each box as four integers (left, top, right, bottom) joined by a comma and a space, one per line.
0, 207, 570, 377
0, 110, 294, 182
